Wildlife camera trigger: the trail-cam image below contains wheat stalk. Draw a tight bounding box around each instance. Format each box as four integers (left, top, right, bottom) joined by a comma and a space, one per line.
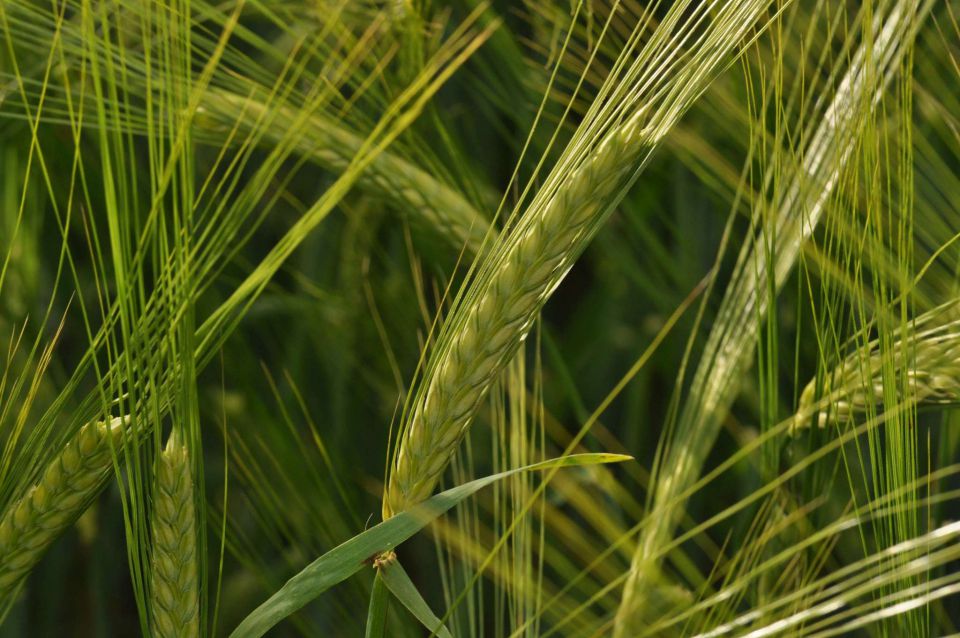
0, 415, 128, 601
196, 88, 489, 253
150, 432, 200, 638
795, 302, 960, 429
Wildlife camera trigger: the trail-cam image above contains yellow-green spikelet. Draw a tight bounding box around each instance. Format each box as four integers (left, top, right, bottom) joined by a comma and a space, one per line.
150, 434, 199, 638
0, 416, 127, 602
384, 115, 654, 517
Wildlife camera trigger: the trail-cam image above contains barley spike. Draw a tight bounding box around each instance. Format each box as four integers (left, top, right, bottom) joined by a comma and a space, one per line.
0, 416, 128, 602
150, 432, 200, 638
197, 89, 489, 254
384, 113, 653, 517
614, 2, 927, 633
794, 302, 960, 429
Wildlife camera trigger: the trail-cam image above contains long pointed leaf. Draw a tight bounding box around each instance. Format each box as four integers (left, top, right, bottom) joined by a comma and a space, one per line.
380, 560, 452, 638
364, 571, 389, 638
230, 453, 630, 637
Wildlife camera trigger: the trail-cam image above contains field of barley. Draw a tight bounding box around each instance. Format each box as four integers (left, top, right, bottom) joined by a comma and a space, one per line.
1, 0, 959, 636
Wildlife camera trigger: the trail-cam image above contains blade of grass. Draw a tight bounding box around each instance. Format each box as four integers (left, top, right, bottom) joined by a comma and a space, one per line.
230, 453, 629, 638
380, 559, 453, 638
364, 571, 389, 638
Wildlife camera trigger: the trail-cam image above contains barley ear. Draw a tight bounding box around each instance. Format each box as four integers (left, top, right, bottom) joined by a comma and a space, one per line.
793, 304, 960, 430
150, 432, 200, 638
615, 3, 927, 633
0, 416, 128, 602
197, 89, 490, 254
383, 114, 654, 518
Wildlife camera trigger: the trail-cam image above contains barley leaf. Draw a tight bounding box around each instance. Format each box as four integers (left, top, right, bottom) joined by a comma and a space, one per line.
379, 559, 452, 638
364, 571, 389, 638
230, 453, 630, 638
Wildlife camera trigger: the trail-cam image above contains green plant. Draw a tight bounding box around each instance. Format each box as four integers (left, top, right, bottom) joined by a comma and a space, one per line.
385, 0, 780, 518
1, 0, 959, 635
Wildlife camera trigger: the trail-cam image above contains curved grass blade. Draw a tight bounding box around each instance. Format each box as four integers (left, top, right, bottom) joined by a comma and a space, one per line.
379, 559, 452, 638
229, 453, 630, 638
364, 571, 389, 638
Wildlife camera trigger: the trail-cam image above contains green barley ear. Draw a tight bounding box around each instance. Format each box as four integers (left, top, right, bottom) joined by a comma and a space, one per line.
196, 88, 490, 254
794, 302, 960, 430
150, 432, 200, 638
0, 415, 128, 602
614, 2, 930, 633
383, 0, 782, 519
383, 114, 656, 518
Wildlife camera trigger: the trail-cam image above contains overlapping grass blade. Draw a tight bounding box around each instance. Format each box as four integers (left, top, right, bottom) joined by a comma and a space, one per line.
230, 453, 629, 638
379, 558, 453, 638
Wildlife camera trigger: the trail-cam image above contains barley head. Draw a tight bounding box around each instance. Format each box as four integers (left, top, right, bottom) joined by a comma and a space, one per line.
150, 432, 200, 638
384, 116, 653, 517
0, 416, 128, 602
197, 89, 489, 254
794, 305, 960, 429
615, 2, 925, 633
